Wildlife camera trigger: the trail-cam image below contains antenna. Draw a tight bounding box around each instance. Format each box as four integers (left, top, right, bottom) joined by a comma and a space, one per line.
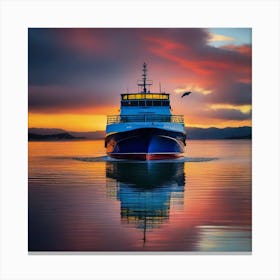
137, 62, 153, 93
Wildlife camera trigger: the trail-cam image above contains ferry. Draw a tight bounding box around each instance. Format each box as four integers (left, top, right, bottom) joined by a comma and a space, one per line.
105, 63, 186, 160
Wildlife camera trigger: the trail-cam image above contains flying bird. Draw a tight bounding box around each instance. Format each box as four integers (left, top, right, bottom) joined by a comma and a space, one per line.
181, 91, 191, 98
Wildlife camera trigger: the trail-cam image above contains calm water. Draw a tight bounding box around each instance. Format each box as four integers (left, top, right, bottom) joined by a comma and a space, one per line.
28, 139, 251, 252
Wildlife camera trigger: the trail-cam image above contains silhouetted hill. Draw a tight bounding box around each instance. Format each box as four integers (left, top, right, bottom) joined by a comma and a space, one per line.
28, 132, 84, 141
28, 128, 105, 140
186, 126, 251, 139
29, 128, 67, 135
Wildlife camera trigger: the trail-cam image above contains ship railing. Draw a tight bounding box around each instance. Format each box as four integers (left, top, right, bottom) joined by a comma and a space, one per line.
107, 115, 184, 125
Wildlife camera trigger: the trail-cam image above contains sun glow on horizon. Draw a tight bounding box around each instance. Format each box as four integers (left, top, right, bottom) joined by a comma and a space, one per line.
28, 113, 107, 132
185, 119, 252, 129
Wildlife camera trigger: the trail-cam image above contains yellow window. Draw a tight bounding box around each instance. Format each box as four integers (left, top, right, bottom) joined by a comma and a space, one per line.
135, 94, 145, 99
146, 94, 153, 99
127, 94, 133, 100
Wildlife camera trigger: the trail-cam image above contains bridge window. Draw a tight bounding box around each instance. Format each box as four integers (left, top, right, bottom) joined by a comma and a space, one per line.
130, 101, 138, 106
121, 101, 128, 106
162, 101, 170, 106
153, 101, 161, 106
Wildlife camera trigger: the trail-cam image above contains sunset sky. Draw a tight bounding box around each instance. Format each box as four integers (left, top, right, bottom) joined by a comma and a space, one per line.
28, 28, 252, 132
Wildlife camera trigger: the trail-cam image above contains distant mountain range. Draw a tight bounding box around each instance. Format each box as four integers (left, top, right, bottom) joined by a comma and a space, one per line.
28, 126, 251, 141
186, 126, 251, 139
28, 128, 105, 141
28, 132, 84, 141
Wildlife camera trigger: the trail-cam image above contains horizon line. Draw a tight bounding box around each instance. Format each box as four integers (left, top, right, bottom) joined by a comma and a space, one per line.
28, 125, 252, 133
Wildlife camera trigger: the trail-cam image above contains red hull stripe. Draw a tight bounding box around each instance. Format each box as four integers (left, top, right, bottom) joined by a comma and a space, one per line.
108, 153, 183, 160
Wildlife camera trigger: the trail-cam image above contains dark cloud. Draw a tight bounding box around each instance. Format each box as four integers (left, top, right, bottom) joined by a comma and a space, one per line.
28, 85, 119, 113
200, 82, 252, 108
216, 82, 252, 105
28, 29, 123, 87
209, 108, 251, 120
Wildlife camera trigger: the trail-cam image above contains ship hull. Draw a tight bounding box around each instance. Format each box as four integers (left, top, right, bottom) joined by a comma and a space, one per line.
105, 128, 186, 160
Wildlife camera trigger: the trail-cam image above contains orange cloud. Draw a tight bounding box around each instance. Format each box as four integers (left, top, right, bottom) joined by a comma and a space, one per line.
145, 35, 251, 79
144, 36, 186, 51
209, 104, 252, 114
221, 44, 252, 55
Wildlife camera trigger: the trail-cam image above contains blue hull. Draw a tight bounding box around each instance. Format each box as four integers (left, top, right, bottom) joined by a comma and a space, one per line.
105, 128, 186, 160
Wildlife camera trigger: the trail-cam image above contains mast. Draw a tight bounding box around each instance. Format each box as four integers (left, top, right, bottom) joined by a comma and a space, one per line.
138, 62, 152, 93
143, 62, 147, 93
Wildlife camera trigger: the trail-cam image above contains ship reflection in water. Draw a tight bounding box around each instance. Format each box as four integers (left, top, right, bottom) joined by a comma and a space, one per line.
106, 161, 185, 244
